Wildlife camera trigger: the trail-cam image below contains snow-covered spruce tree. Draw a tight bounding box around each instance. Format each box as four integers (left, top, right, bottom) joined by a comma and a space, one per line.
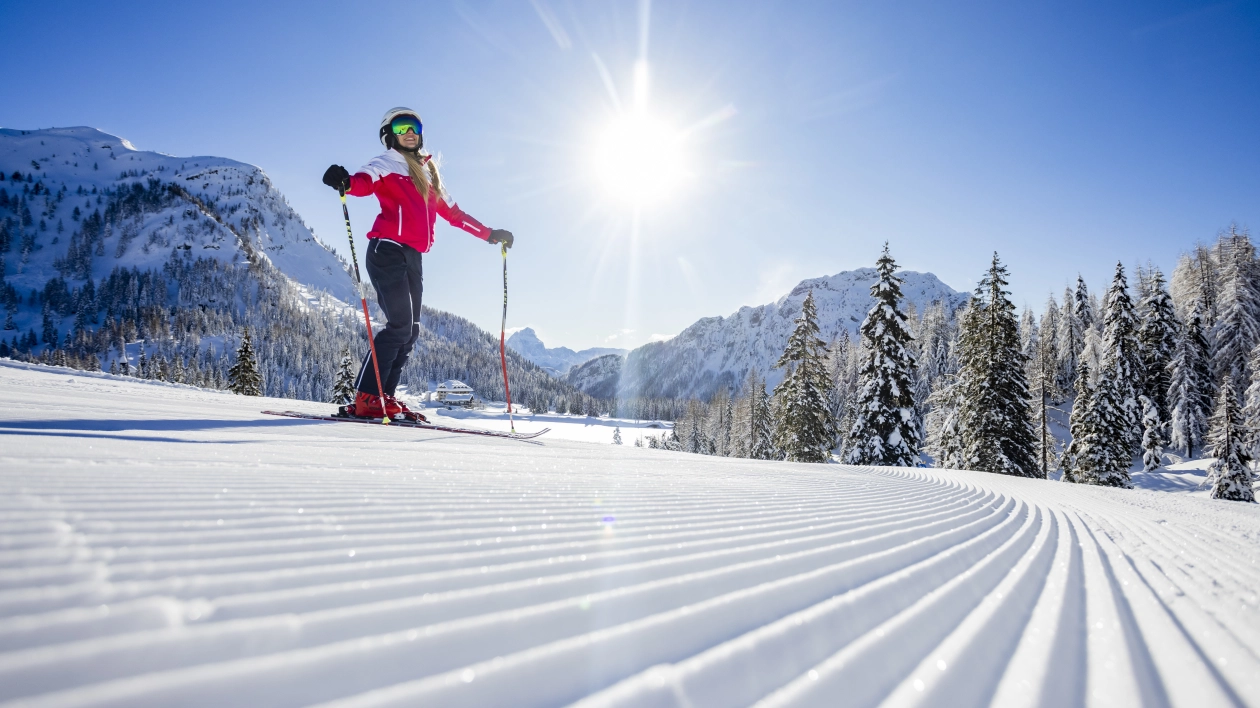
1211, 227, 1260, 387
829, 335, 865, 453
729, 372, 753, 458
329, 348, 356, 405
1206, 375, 1256, 502
825, 336, 850, 437
1063, 362, 1096, 484
772, 290, 836, 463
1137, 267, 1179, 422
844, 246, 919, 466
1099, 262, 1143, 456
1075, 275, 1094, 333
227, 329, 263, 396
1091, 366, 1136, 487
1056, 286, 1082, 395
1168, 308, 1212, 458
613, 426, 622, 445
924, 374, 965, 469
1140, 395, 1165, 472
1038, 295, 1062, 402
1063, 362, 1130, 486
917, 301, 957, 391
750, 374, 776, 460
955, 254, 1038, 477
1030, 327, 1059, 479
1244, 343, 1260, 460
1020, 308, 1038, 370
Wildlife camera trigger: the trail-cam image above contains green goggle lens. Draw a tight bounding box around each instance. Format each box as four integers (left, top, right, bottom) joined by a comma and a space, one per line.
390, 116, 422, 135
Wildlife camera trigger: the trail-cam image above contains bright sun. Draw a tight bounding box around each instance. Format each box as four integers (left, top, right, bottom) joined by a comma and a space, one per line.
592, 112, 688, 206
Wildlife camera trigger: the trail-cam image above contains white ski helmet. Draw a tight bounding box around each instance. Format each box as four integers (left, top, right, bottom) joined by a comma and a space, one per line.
379, 107, 422, 148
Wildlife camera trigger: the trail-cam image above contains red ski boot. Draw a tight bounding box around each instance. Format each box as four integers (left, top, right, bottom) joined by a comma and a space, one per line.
350, 392, 401, 419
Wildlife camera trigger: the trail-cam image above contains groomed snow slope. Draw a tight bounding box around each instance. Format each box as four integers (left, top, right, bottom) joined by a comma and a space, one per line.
1, 362, 1258, 707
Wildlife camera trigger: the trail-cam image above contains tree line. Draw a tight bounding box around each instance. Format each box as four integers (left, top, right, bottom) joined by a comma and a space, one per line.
638, 231, 1257, 503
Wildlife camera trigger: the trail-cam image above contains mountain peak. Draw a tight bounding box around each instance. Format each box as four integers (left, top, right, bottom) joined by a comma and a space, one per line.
506, 328, 626, 376
612, 267, 968, 401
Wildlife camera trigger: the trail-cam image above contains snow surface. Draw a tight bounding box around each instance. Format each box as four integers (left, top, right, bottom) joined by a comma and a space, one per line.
1, 360, 1259, 707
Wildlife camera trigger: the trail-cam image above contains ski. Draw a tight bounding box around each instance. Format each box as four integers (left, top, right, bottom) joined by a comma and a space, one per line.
261, 410, 550, 441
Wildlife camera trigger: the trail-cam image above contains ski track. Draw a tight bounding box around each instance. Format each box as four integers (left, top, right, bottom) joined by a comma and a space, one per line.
0, 362, 1259, 707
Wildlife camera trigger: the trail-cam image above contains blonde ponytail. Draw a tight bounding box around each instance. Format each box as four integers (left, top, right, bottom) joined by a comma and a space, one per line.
402, 150, 444, 200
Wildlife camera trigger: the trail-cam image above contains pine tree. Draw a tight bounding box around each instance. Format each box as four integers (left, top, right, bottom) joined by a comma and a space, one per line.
1075, 275, 1094, 332
612, 426, 623, 445
40, 304, 56, 345
1140, 395, 1164, 472
330, 348, 356, 404
772, 291, 835, 462
1030, 329, 1058, 479
750, 374, 775, 460
924, 375, 965, 469
1020, 308, 1038, 369
1038, 295, 1062, 402
844, 245, 919, 466
1090, 369, 1135, 487
1243, 343, 1260, 460
1137, 267, 1179, 422
1211, 227, 1260, 387
1056, 286, 1082, 394
1063, 362, 1096, 484
917, 302, 956, 392
1168, 309, 1212, 458
228, 329, 263, 396
1206, 375, 1255, 502
1099, 262, 1143, 456
1063, 361, 1130, 487
955, 254, 1038, 476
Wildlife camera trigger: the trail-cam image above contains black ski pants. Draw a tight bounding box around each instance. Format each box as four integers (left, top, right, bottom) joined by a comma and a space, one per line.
355, 238, 422, 397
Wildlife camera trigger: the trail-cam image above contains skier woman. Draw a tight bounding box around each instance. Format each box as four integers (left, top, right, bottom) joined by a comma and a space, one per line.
322, 107, 513, 420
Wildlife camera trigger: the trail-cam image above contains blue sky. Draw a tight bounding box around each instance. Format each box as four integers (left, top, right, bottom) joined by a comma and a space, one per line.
3, 0, 1258, 350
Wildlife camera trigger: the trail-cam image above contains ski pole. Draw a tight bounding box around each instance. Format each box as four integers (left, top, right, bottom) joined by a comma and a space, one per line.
340, 188, 389, 424
499, 242, 515, 433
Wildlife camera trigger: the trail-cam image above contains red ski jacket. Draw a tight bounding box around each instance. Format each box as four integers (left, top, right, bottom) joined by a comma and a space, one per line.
347, 149, 491, 252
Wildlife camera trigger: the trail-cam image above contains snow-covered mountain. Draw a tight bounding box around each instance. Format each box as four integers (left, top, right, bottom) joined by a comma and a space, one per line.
0, 127, 352, 304
506, 326, 625, 376
615, 268, 970, 401
563, 352, 623, 399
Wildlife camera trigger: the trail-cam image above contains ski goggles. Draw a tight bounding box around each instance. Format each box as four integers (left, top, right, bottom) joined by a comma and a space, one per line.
390, 116, 422, 136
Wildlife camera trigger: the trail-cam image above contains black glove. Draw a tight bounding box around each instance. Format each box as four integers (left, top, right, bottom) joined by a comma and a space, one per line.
322, 164, 350, 193
489, 229, 514, 249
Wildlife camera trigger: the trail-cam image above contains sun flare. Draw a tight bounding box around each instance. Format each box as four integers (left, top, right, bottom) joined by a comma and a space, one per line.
592, 112, 688, 206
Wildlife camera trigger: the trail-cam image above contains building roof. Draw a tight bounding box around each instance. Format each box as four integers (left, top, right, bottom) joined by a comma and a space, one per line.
436, 380, 472, 392
442, 393, 474, 403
